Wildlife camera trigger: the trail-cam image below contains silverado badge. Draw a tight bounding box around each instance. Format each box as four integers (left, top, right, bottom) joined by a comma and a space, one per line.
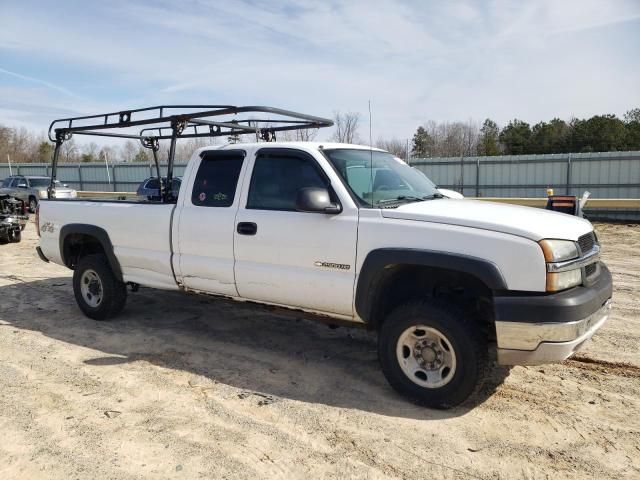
314, 261, 351, 270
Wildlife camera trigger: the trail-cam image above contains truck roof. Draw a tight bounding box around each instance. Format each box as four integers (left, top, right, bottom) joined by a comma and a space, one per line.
211, 142, 387, 152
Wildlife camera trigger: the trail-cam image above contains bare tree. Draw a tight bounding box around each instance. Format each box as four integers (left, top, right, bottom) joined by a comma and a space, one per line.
376, 138, 408, 158
331, 111, 361, 144
61, 138, 78, 163
280, 128, 319, 142
99, 146, 116, 163
80, 142, 100, 162
415, 120, 479, 157
120, 140, 139, 163
175, 137, 218, 162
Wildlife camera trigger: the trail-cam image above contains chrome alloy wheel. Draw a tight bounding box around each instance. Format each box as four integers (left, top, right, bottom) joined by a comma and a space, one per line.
396, 325, 457, 388
80, 269, 103, 308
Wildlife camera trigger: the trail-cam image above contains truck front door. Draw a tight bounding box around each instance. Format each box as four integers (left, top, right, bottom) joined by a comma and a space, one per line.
233, 148, 358, 317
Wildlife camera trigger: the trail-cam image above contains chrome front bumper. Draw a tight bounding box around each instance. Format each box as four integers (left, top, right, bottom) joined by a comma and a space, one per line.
496, 300, 612, 365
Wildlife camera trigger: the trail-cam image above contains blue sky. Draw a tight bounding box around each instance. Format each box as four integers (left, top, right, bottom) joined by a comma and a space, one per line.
1, 0, 639, 142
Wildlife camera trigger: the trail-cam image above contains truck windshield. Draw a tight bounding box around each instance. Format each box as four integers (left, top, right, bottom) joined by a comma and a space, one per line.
323, 149, 440, 207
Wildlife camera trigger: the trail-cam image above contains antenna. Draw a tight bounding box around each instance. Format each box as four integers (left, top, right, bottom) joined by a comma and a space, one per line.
368, 100, 374, 206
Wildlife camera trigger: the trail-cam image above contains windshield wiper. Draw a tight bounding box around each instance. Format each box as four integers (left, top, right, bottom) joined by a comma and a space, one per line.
377, 193, 444, 206
422, 192, 445, 200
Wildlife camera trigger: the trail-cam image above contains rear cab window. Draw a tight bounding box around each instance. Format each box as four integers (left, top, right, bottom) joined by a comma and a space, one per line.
191, 151, 245, 207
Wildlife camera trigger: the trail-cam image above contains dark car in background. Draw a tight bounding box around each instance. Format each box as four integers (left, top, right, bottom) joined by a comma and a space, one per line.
136, 177, 182, 201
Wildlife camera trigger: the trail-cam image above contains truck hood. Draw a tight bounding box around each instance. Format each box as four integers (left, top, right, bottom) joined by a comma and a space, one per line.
381, 199, 593, 241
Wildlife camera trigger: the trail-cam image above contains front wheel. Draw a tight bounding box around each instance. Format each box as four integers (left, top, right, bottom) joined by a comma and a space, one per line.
28, 196, 37, 213
378, 299, 488, 409
73, 254, 127, 320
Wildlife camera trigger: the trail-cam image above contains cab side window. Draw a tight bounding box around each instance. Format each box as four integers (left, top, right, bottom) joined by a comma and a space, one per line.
191, 152, 244, 207
247, 151, 327, 211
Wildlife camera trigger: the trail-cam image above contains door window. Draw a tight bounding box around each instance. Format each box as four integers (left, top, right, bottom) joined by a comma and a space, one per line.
191, 152, 244, 207
247, 151, 327, 211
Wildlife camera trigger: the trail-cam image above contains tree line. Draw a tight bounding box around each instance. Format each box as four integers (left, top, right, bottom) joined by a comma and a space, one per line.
1, 108, 639, 164
412, 108, 640, 157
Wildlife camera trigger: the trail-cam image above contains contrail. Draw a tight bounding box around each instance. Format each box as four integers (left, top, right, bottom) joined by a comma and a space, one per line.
0, 67, 79, 98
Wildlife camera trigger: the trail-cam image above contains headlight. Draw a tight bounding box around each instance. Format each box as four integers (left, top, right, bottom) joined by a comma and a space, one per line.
546, 269, 582, 292
539, 239, 579, 262
71, 190, 77, 198
38, 189, 48, 197
539, 239, 582, 291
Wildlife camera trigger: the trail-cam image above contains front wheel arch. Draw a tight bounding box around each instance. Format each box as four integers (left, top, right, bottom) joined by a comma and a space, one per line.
355, 249, 506, 329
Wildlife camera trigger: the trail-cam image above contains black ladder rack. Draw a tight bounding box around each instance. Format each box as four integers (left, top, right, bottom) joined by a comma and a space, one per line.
47, 105, 333, 202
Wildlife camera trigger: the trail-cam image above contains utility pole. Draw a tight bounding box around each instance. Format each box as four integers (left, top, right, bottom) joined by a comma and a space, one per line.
104, 151, 111, 185
7, 154, 12, 175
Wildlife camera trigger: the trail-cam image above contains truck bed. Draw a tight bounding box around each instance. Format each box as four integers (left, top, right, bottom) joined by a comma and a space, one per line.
38, 199, 178, 290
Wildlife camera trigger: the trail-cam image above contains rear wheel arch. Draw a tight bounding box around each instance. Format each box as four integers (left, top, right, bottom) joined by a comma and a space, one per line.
356, 249, 507, 330
59, 224, 123, 282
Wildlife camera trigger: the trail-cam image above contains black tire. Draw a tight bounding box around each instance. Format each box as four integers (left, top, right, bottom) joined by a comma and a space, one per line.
9, 228, 21, 243
378, 299, 488, 409
28, 196, 37, 213
73, 254, 127, 320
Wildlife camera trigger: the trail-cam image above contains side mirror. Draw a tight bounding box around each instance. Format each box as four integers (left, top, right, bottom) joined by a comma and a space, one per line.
296, 187, 342, 214
18, 184, 27, 189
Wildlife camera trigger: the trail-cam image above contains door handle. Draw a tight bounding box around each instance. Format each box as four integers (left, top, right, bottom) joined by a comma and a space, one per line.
237, 222, 257, 236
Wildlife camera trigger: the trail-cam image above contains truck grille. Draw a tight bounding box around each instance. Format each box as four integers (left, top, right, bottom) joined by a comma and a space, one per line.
578, 232, 596, 254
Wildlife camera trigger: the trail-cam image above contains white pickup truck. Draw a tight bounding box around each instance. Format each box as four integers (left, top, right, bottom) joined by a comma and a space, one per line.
36, 141, 613, 408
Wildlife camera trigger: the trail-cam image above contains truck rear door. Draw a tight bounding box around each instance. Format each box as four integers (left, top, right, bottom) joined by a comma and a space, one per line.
173, 149, 247, 296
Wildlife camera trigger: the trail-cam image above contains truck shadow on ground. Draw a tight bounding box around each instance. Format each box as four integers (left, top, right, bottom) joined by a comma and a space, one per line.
0, 277, 510, 420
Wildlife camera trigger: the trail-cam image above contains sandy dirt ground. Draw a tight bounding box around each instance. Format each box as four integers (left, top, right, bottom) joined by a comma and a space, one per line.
0, 221, 638, 479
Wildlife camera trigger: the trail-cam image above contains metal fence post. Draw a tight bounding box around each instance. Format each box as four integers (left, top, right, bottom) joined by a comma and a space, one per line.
566, 153, 572, 195
460, 156, 464, 195
476, 158, 481, 197
112, 165, 117, 192
78, 164, 84, 190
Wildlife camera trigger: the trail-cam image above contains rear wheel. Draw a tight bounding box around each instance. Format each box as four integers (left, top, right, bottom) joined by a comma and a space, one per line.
73, 254, 127, 320
378, 299, 488, 409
